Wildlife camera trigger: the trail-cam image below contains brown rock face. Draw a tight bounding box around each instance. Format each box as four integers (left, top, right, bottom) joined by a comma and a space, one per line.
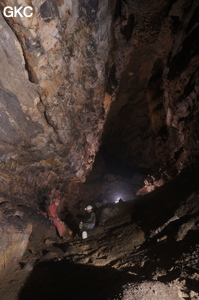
0, 1, 114, 270
0, 0, 199, 283
0, 1, 199, 203
102, 0, 199, 175
0, 220, 32, 272
0, 1, 113, 201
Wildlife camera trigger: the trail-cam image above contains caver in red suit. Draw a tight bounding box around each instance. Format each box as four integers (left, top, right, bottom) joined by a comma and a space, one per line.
47, 198, 66, 237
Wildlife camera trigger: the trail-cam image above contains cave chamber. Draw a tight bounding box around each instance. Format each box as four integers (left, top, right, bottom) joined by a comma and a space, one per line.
0, 0, 199, 299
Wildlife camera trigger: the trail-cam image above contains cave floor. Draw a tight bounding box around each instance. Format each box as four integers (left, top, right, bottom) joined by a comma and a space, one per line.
0, 172, 199, 300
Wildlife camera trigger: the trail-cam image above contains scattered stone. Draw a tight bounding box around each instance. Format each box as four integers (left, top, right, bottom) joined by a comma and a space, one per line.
44, 238, 57, 245
190, 290, 199, 300
152, 268, 167, 280
176, 217, 199, 241
157, 235, 167, 242
120, 281, 183, 300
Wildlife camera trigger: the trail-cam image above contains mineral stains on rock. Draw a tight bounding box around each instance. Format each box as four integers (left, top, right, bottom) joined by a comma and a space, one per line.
0, 1, 199, 298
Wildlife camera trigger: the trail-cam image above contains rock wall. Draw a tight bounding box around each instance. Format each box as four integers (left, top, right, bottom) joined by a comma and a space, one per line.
0, 0, 199, 275
0, 0, 199, 202
0, 1, 114, 271
102, 0, 199, 175
0, 219, 32, 272
0, 0, 113, 203
161, 0, 199, 173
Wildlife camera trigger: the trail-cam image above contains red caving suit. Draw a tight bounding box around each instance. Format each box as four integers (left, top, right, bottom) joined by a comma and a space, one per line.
47, 203, 66, 237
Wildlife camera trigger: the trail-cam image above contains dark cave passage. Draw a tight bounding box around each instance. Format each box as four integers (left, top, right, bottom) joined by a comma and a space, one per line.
17, 166, 199, 300
96, 145, 152, 179
0, 0, 199, 299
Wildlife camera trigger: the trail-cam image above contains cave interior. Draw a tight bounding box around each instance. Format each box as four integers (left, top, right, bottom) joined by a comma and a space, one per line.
0, 0, 199, 299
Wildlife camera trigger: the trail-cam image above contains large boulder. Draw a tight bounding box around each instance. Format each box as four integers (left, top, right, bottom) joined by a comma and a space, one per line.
0, 219, 32, 273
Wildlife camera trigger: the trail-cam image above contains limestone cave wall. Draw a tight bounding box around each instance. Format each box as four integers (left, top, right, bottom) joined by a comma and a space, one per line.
0, 0, 114, 204
102, 0, 199, 176
0, 0, 199, 202
0, 0, 199, 276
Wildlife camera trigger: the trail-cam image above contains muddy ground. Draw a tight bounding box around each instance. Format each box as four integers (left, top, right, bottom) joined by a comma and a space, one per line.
0, 170, 199, 300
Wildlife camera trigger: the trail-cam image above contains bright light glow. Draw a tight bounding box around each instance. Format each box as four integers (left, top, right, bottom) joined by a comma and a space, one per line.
115, 196, 122, 203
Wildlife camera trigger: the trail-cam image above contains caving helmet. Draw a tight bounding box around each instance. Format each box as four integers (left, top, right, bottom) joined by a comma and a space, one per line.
85, 205, 93, 211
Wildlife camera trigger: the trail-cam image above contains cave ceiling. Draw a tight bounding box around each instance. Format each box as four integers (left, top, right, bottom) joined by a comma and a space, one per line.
0, 0, 199, 203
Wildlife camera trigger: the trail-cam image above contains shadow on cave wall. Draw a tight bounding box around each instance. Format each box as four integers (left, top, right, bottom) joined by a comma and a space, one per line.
131, 163, 199, 235
88, 146, 151, 180
18, 260, 134, 300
